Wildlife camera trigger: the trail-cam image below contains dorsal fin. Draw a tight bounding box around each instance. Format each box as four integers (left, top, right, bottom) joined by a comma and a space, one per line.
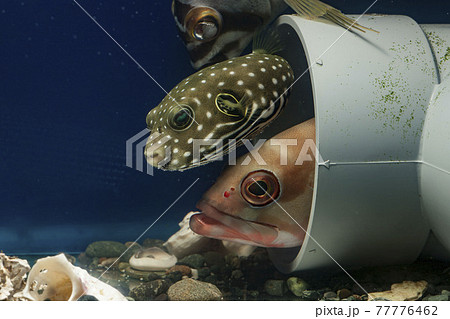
284, 0, 378, 33
252, 27, 283, 55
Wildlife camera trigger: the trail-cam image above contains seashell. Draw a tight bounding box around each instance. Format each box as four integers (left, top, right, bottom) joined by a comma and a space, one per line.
0, 253, 30, 301
163, 212, 217, 258
129, 247, 177, 271
14, 254, 126, 301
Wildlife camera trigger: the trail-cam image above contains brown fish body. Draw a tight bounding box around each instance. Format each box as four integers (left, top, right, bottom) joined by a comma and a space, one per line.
191, 119, 316, 248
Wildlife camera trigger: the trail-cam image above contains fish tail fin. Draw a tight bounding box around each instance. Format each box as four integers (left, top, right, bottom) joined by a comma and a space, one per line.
284, 0, 378, 33
252, 27, 284, 55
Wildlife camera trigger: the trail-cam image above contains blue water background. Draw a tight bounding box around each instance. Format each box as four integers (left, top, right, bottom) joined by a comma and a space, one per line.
0, 0, 449, 254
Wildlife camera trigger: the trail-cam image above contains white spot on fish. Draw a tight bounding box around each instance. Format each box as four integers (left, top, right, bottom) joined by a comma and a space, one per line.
272, 66, 277, 70
237, 80, 244, 86
184, 152, 191, 157
246, 89, 253, 97
188, 138, 193, 144
248, 72, 255, 77
272, 78, 278, 85
211, 73, 216, 77
258, 60, 264, 63
258, 83, 264, 90
242, 63, 248, 67
278, 64, 283, 68
197, 124, 203, 131
181, 97, 186, 100
193, 98, 201, 105
282, 75, 287, 82
172, 159, 179, 165
207, 93, 212, 99
206, 112, 212, 118
218, 82, 225, 87
273, 91, 279, 98
191, 88, 196, 91
201, 80, 206, 84
261, 97, 266, 104
204, 132, 214, 141
174, 139, 179, 143
261, 68, 266, 72
230, 71, 235, 75
222, 67, 228, 71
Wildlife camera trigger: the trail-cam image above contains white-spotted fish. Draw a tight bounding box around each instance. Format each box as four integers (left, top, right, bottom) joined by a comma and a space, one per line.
172, 0, 375, 69
145, 31, 294, 171
190, 119, 316, 248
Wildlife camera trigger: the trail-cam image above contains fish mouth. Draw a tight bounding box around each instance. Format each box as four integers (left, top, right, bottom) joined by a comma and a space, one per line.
190, 200, 282, 247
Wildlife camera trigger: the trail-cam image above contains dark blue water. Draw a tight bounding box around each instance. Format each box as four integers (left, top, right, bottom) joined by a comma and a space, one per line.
0, 0, 449, 254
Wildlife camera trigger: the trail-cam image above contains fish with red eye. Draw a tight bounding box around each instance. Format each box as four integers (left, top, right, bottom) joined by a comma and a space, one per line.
190, 118, 316, 248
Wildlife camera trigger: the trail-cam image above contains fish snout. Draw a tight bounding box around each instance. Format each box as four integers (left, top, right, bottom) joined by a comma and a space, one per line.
145, 144, 170, 168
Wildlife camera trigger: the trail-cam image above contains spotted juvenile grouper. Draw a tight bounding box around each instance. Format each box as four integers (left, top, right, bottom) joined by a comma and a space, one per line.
172, 0, 375, 69
190, 119, 316, 248
145, 32, 294, 171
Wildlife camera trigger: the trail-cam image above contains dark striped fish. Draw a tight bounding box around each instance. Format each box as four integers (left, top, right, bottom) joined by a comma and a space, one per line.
145, 33, 294, 171
172, 0, 375, 69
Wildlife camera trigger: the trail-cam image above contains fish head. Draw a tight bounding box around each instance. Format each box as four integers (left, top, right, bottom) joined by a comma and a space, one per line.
145, 54, 294, 171
190, 120, 316, 248
172, 0, 269, 69
145, 75, 249, 171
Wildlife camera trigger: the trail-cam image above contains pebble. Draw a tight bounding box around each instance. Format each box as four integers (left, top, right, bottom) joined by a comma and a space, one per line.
85, 241, 127, 258
300, 290, 321, 301
287, 277, 309, 297
165, 271, 183, 283
323, 291, 338, 299
125, 266, 162, 281
426, 295, 449, 301
129, 279, 172, 301
167, 278, 222, 301
264, 280, 287, 297
178, 254, 205, 269
337, 288, 352, 299
203, 251, 226, 268
167, 265, 192, 277
77, 295, 99, 301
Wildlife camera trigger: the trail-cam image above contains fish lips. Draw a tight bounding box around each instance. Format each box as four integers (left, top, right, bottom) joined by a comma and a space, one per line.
191, 200, 282, 247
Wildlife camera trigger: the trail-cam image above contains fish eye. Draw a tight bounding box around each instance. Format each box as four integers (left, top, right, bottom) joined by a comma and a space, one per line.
168, 105, 194, 131
185, 7, 222, 41
241, 170, 280, 207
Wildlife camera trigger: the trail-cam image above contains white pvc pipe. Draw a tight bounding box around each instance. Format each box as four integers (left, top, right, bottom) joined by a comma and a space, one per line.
266, 14, 450, 273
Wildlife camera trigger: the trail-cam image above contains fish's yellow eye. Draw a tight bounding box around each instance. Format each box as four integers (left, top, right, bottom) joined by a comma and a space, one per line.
184, 7, 222, 41
241, 170, 280, 207
168, 105, 194, 131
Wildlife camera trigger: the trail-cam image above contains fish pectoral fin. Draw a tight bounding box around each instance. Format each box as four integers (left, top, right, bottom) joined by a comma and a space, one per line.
284, 0, 378, 33
215, 93, 249, 119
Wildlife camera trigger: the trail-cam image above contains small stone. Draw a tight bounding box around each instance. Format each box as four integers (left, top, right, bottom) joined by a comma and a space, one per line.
300, 290, 321, 301
167, 265, 192, 277
197, 268, 211, 280
118, 262, 129, 272
203, 251, 225, 268
154, 293, 168, 301
126, 297, 135, 301
125, 266, 161, 281
225, 255, 241, 269
337, 288, 352, 299
178, 254, 205, 269
129, 279, 172, 301
323, 291, 338, 299
368, 281, 428, 301
428, 295, 449, 301
165, 271, 183, 283
77, 252, 93, 267
441, 290, 450, 296
168, 278, 222, 301
125, 241, 141, 248
77, 295, 98, 301
231, 270, 244, 280
264, 280, 287, 297
287, 277, 309, 297
204, 274, 218, 285
85, 241, 127, 258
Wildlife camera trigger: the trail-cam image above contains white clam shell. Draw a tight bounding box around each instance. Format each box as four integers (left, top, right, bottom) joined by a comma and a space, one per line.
129, 247, 177, 271
14, 254, 126, 301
